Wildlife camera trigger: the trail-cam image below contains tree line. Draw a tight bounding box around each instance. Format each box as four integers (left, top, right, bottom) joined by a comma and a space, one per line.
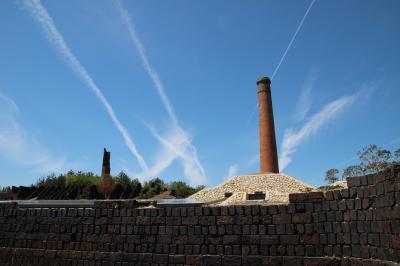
0, 170, 204, 199
2, 144, 398, 195
325, 144, 400, 184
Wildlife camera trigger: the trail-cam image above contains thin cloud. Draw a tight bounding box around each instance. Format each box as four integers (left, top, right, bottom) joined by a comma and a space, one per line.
279, 86, 373, 171
143, 124, 207, 186
245, 154, 260, 168
23, 0, 148, 172
115, 0, 207, 184
131, 123, 180, 181
0, 93, 72, 175
271, 0, 316, 80
294, 74, 316, 123
227, 164, 239, 178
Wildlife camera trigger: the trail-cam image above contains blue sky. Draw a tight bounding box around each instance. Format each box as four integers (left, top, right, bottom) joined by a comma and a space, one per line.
0, 0, 399, 187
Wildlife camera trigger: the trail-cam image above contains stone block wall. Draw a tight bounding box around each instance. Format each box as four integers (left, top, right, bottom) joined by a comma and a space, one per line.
1, 165, 400, 265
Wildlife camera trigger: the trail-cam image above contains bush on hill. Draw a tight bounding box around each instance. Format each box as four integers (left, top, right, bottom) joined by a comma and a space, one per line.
169, 181, 204, 198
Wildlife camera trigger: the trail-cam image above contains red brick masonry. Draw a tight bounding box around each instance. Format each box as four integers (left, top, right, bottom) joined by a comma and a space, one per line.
1, 165, 400, 265
257, 77, 279, 174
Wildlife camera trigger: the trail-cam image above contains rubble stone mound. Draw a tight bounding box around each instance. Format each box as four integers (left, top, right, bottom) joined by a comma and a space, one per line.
189, 173, 313, 204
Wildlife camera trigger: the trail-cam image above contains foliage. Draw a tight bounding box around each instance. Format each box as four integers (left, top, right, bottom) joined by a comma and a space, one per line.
358, 144, 392, 174
324, 144, 400, 185
324, 168, 339, 184
168, 181, 204, 198
342, 165, 364, 179
36, 174, 66, 187
113, 171, 131, 186
300, 187, 314, 193
28, 170, 204, 199
35, 171, 101, 188
140, 178, 167, 199
0, 186, 11, 193
317, 185, 343, 191
65, 171, 101, 187
395, 148, 400, 160
111, 172, 142, 198
130, 178, 142, 198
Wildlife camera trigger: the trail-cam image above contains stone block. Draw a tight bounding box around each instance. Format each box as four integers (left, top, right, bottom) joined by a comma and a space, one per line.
272, 214, 291, 224
203, 255, 221, 266
292, 213, 311, 224
222, 255, 241, 265
347, 176, 361, 188
280, 235, 299, 245
186, 255, 202, 265
242, 256, 262, 266
257, 235, 277, 247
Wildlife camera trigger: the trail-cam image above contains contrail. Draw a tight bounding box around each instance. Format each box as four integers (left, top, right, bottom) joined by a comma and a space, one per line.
115, 0, 207, 184
271, 0, 316, 80
23, 0, 149, 172
114, 0, 178, 127
145, 124, 207, 186
246, 0, 316, 124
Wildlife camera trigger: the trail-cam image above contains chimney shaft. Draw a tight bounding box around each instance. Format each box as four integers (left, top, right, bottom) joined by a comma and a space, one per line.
101, 148, 111, 177
257, 77, 279, 173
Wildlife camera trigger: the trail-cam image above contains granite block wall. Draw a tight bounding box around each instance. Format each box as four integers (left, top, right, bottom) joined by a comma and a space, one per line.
0, 165, 399, 265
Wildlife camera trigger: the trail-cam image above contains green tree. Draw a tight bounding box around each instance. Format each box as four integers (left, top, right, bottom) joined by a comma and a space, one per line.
395, 148, 400, 161
168, 181, 196, 198
325, 168, 339, 184
342, 165, 364, 180
113, 171, 131, 186
358, 144, 392, 174
130, 178, 142, 198
36, 174, 66, 187
140, 178, 167, 198
0, 186, 11, 193
113, 172, 142, 198
65, 171, 101, 187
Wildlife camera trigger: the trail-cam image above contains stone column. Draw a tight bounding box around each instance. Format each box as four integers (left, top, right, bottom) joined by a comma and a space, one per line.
257, 76, 279, 173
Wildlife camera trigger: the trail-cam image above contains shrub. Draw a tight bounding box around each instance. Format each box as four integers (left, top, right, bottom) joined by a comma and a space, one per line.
169, 181, 204, 198
65, 171, 101, 187
140, 178, 167, 199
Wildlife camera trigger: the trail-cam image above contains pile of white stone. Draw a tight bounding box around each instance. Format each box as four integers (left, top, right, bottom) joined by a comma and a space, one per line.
189, 173, 313, 205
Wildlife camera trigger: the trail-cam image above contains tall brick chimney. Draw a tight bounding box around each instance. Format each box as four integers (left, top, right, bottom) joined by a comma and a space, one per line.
257, 76, 279, 173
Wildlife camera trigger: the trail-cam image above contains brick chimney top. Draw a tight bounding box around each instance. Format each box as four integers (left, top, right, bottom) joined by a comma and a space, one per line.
256, 76, 271, 85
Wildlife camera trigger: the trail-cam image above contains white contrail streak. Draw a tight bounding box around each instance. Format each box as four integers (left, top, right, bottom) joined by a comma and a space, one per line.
145, 124, 207, 186
114, 0, 178, 126
271, 0, 316, 80
115, 0, 207, 184
246, 0, 316, 124
23, 0, 149, 172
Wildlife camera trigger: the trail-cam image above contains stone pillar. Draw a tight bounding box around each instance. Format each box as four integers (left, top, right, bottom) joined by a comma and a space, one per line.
257, 76, 279, 173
